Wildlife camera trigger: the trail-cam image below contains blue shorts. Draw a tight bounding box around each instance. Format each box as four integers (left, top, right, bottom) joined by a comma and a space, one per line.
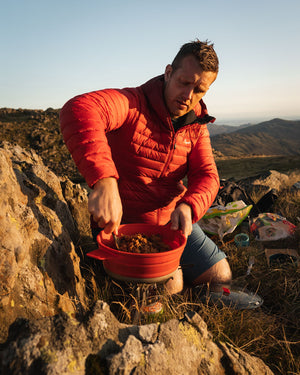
180, 223, 226, 284
91, 223, 226, 285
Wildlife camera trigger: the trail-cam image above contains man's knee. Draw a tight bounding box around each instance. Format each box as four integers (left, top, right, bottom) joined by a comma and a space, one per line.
215, 258, 232, 283
192, 258, 232, 286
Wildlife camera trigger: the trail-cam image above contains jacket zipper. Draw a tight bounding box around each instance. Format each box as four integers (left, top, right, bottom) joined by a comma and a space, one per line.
159, 118, 203, 179
158, 118, 197, 179
158, 134, 177, 178
155, 124, 193, 224
157, 136, 174, 224
155, 120, 204, 224
156, 133, 179, 224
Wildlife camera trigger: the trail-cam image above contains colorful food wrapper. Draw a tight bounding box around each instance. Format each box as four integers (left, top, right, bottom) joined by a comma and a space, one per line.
250, 213, 296, 241
199, 201, 252, 239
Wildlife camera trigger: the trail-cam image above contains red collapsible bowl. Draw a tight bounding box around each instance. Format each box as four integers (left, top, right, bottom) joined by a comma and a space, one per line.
86, 223, 187, 283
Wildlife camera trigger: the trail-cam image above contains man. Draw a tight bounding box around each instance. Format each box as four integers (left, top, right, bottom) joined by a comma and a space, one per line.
60, 39, 232, 294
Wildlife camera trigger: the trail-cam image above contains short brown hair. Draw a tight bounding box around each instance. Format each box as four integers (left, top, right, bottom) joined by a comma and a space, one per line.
171, 39, 219, 73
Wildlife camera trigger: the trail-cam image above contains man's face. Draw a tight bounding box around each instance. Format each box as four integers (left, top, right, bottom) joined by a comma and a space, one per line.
164, 55, 217, 119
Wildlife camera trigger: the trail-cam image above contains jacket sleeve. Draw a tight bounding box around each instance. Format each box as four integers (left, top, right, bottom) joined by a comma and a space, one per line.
60, 89, 132, 188
178, 125, 220, 222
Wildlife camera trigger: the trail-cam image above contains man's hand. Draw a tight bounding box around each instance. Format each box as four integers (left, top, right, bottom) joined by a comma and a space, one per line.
170, 203, 193, 237
88, 177, 123, 234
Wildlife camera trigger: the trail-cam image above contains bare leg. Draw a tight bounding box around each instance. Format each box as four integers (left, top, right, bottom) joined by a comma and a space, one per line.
164, 258, 231, 295
191, 258, 232, 291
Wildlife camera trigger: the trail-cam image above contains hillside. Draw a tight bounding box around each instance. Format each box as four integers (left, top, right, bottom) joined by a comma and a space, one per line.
207, 122, 252, 136
210, 118, 300, 156
0, 107, 80, 181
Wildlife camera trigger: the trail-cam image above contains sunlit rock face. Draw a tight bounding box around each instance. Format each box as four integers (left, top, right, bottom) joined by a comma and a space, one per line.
0, 142, 88, 342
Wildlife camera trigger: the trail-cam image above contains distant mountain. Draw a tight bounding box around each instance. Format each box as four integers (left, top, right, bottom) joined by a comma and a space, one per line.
207, 123, 253, 136
210, 118, 300, 156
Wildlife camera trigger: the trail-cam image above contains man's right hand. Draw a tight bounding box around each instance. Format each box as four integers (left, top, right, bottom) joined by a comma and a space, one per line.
88, 177, 123, 234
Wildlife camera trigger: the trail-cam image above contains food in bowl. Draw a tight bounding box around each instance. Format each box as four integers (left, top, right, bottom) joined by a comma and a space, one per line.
117, 233, 170, 254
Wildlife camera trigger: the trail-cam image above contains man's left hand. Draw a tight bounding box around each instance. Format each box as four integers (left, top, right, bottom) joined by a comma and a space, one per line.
170, 203, 193, 237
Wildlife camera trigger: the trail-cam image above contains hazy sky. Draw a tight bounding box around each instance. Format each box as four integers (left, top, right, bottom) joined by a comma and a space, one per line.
1, 0, 300, 124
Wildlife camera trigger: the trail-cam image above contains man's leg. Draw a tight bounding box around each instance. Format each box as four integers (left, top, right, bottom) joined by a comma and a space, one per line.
180, 223, 232, 290
191, 258, 232, 291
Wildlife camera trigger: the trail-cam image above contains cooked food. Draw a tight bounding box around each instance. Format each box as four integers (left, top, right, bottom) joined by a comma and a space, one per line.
117, 233, 170, 253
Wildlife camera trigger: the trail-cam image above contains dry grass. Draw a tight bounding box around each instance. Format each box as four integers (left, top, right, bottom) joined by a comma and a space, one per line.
81, 177, 300, 375
213, 237, 300, 374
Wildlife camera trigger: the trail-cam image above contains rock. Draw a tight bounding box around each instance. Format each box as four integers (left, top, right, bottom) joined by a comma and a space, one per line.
238, 170, 289, 194
120, 323, 159, 344
108, 335, 144, 375
220, 342, 274, 375
0, 142, 87, 342
0, 301, 274, 375
60, 179, 91, 240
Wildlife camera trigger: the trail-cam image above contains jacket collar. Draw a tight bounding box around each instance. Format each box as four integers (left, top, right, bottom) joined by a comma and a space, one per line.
172, 110, 215, 129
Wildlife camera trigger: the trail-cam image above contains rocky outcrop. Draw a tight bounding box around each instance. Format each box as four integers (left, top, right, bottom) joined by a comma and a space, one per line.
0, 143, 274, 374
0, 108, 80, 181
0, 142, 88, 342
0, 301, 273, 375
238, 169, 290, 194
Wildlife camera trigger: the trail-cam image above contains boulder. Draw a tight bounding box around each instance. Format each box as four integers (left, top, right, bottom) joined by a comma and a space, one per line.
238, 170, 289, 194
0, 142, 88, 342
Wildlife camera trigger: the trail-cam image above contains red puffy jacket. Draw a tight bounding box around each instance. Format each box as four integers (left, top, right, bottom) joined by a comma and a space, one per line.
60, 75, 219, 225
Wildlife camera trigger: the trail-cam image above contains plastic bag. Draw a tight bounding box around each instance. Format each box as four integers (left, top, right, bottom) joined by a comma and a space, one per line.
199, 201, 252, 239
250, 213, 296, 241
